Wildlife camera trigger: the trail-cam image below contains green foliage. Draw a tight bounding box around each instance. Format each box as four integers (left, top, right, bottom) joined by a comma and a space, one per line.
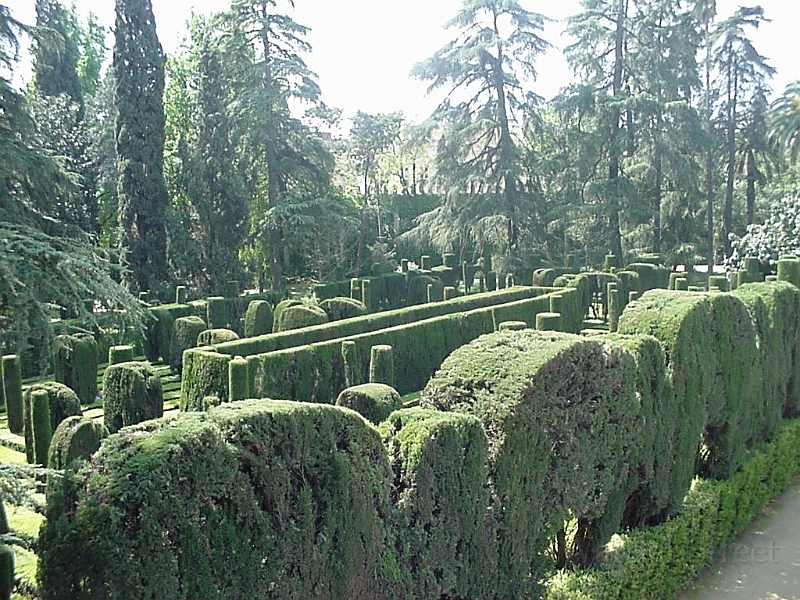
53, 333, 98, 405
319, 296, 368, 321
546, 418, 800, 600
22, 382, 82, 465
2, 355, 24, 435
273, 304, 329, 333
243, 300, 273, 337
196, 329, 239, 347
47, 416, 109, 470
618, 290, 711, 510
169, 316, 207, 374
368, 344, 394, 388
335, 383, 402, 425
37, 400, 402, 599
114, 0, 169, 293
422, 330, 641, 591
102, 361, 163, 433
379, 408, 496, 599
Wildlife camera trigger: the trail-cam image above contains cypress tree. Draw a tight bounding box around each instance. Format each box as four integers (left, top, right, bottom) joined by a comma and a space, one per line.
114, 0, 169, 293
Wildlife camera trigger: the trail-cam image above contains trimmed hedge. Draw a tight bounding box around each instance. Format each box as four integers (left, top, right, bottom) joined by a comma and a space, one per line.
273, 304, 329, 332
23, 382, 82, 465
53, 334, 98, 405
102, 362, 164, 433
422, 330, 641, 595
181, 286, 577, 407
335, 383, 403, 425
546, 418, 800, 600
243, 300, 273, 337
38, 400, 402, 600
47, 416, 109, 470
169, 316, 207, 374
379, 408, 495, 600
618, 290, 712, 511
2, 355, 23, 434
319, 296, 368, 321
196, 328, 239, 347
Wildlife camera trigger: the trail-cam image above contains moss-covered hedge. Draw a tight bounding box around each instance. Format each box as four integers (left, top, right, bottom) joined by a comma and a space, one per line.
102, 362, 164, 433
319, 296, 369, 321
23, 382, 82, 465
47, 416, 109, 470
421, 330, 641, 596
53, 334, 98, 405
546, 418, 800, 600
181, 286, 577, 407
379, 408, 495, 600
37, 400, 402, 600
335, 383, 403, 425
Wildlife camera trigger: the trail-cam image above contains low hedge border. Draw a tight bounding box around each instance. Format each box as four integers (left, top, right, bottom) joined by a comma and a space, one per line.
546, 417, 800, 600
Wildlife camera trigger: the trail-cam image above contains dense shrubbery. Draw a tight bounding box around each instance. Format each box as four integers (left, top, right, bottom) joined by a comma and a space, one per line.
33, 276, 800, 599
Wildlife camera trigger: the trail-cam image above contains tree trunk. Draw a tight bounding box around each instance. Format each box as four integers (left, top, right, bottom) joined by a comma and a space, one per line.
607, 0, 627, 262
653, 132, 662, 254
745, 148, 756, 225
723, 60, 737, 258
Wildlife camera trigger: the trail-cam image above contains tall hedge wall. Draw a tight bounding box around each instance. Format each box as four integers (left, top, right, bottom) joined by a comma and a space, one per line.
37, 400, 402, 600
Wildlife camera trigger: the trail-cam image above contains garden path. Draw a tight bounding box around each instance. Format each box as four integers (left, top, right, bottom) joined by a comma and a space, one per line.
679, 476, 800, 600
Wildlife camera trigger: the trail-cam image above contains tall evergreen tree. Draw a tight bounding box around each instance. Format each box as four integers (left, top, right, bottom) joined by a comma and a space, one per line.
113, 0, 169, 294
33, 0, 82, 106
349, 111, 403, 274
410, 0, 549, 259
223, 0, 327, 290
712, 6, 774, 256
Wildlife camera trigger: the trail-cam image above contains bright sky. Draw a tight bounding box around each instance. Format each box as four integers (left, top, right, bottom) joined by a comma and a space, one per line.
6, 0, 798, 121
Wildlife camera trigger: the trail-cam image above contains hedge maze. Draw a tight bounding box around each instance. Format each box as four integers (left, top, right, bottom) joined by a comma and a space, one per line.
6, 259, 800, 599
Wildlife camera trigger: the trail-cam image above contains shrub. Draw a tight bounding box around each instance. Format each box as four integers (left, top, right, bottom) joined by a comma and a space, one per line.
243, 300, 273, 337
319, 297, 369, 321
335, 383, 403, 425
197, 329, 240, 347
379, 409, 496, 599
618, 290, 712, 511
23, 382, 82, 465
53, 333, 98, 405
48, 415, 109, 470
107, 344, 135, 365
2, 355, 24, 434
169, 316, 207, 374
273, 304, 329, 333
102, 361, 164, 433
37, 400, 403, 600
422, 330, 641, 594
369, 344, 395, 387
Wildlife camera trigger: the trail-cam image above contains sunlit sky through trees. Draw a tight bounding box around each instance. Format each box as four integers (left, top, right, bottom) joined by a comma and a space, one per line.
7, 0, 798, 120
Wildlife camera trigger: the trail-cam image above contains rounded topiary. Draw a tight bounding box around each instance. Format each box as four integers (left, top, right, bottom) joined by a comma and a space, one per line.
23, 382, 82, 465
422, 329, 641, 590
197, 328, 240, 347
498, 321, 527, 331
271, 299, 303, 332
48, 415, 109, 470
319, 297, 369, 321
336, 383, 403, 425
102, 361, 164, 433
170, 316, 207, 374
273, 304, 329, 332
244, 300, 273, 337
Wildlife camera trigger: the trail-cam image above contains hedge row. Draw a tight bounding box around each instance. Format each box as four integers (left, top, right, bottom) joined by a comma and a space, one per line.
547, 417, 800, 599
36, 281, 800, 599
181, 287, 580, 407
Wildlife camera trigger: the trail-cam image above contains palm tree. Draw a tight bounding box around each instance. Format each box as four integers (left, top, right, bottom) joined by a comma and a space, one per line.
768, 81, 800, 163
